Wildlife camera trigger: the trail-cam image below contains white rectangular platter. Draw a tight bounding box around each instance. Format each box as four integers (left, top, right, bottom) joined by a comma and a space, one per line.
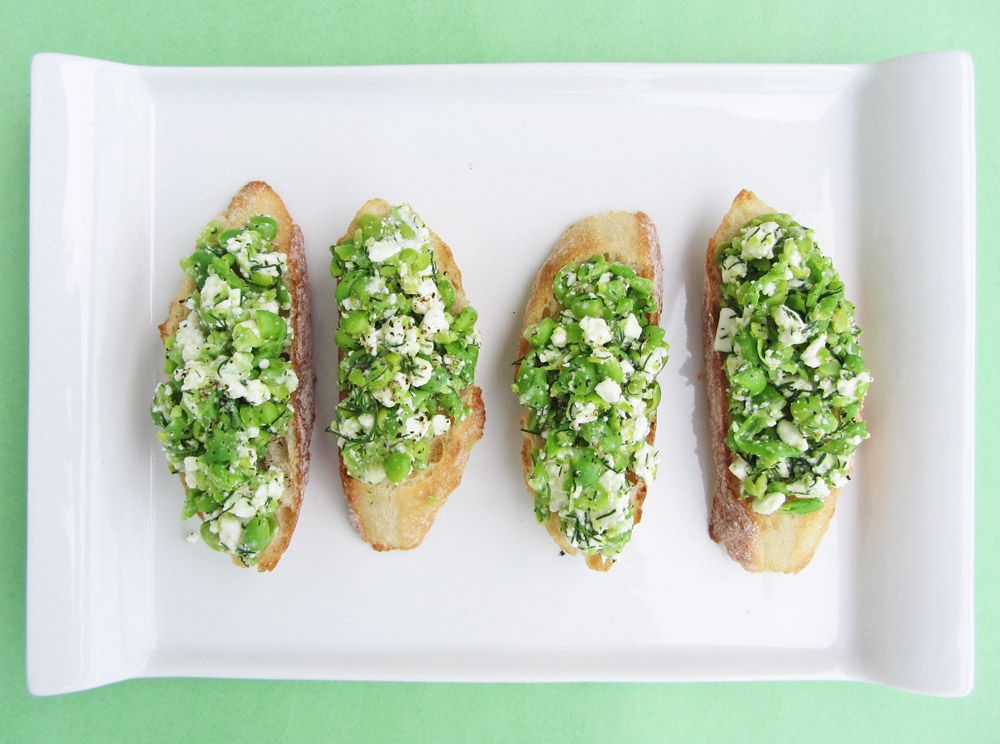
27, 52, 975, 696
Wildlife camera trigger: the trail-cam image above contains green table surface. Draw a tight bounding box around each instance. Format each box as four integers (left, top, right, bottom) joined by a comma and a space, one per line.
4, 1, 996, 741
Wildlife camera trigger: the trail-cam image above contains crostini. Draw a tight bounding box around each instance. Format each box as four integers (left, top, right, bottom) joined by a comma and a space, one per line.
704, 190, 871, 573
514, 212, 668, 572
152, 181, 314, 571
329, 201, 485, 550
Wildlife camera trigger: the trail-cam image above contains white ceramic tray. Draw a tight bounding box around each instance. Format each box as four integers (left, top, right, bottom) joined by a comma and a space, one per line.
27, 52, 976, 696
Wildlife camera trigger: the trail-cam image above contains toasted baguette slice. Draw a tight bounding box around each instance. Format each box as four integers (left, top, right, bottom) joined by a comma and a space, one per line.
517, 212, 662, 572
705, 190, 842, 574
335, 199, 485, 551
158, 181, 314, 572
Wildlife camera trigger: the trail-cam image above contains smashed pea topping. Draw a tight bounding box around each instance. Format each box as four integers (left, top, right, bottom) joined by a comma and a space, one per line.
329, 206, 480, 484
151, 216, 299, 565
515, 257, 669, 561
714, 214, 871, 516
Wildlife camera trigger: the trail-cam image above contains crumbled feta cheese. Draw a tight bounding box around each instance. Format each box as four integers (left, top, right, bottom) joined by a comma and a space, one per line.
569, 401, 599, 429
230, 499, 256, 519
777, 419, 809, 452
366, 275, 388, 296
632, 443, 660, 484
623, 313, 642, 340
643, 346, 668, 374
772, 305, 808, 346
175, 318, 206, 362
422, 305, 450, 335
430, 414, 451, 436
713, 307, 738, 353
367, 239, 402, 263
404, 414, 429, 439
801, 334, 827, 368
409, 357, 434, 387
595, 378, 623, 404
340, 417, 362, 438
729, 456, 749, 481
217, 514, 242, 550
752, 492, 785, 515
580, 316, 612, 346
721, 255, 748, 283
550, 326, 567, 348
244, 379, 271, 405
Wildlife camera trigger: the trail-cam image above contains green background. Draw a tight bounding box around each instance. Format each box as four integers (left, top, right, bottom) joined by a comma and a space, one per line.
3, 0, 996, 741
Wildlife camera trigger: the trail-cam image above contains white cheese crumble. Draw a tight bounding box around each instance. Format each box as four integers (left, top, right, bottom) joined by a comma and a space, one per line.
595, 378, 623, 404
579, 316, 612, 346
430, 414, 451, 436
777, 419, 809, 452
713, 307, 738, 353
801, 334, 827, 368
752, 492, 786, 515
622, 314, 642, 340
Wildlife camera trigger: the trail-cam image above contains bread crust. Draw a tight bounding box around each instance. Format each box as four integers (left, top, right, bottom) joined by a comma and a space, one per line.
705, 190, 839, 574
334, 199, 485, 551
158, 181, 314, 572
515, 212, 662, 572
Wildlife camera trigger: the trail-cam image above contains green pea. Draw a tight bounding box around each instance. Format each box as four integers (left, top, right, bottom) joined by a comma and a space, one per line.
359, 213, 384, 241
367, 359, 393, 389
572, 451, 603, 487
628, 276, 654, 297
204, 431, 237, 464
246, 215, 278, 241
240, 516, 272, 553
779, 498, 824, 514
256, 310, 286, 340
256, 400, 283, 426
453, 307, 478, 334
200, 521, 224, 551
194, 491, 216, 515
384, 451, 412, 483
335, 329, 358, 350
643, 325, 666, 346
609, 264, 637, 278
348, 368, 366, 387
218, 228, 242, 246
232, 320, 262, 352
525, 317, 554, 347
342, 310, 370, 336
599, 358, 624, 383
398, 221, 417, 239
412, 250, 432, 272
843, 354, 865, 374
732, 366, 766, 395
571, 298, 606, 319
516, 367, 549, 408
249, 270, 278, 287
336, 270, 363, 303
333, 242, 357, 261
329, 258, 345, 278
399, 248, 419, 264
437, 278, 455, 310
181, 491, 199, 519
